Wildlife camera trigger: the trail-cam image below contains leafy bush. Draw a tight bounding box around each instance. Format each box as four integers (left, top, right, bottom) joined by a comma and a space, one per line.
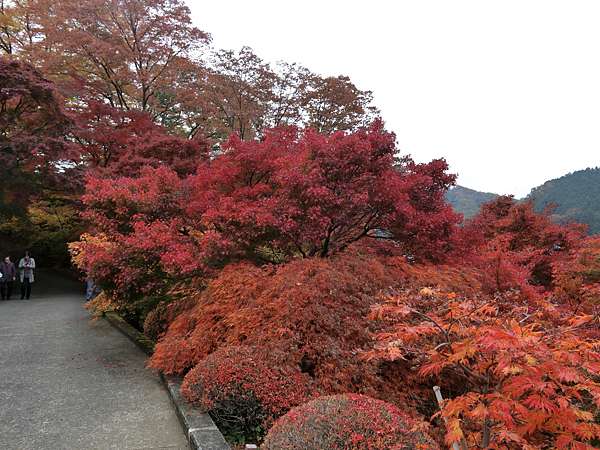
143, 294, 196, 341
74, 123, 462, 311
554, 236, 600, 310
180, 346, 312, 443
262, 393, 439, 450
150, 248, 404, 389
464, 196, 586, 290
368, 287, 600, 448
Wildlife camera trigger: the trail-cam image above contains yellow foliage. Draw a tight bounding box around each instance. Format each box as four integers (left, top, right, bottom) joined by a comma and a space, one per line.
85, 291, 118, 317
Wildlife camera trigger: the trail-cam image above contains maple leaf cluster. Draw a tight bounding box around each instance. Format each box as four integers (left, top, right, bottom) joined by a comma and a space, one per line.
368, 287, 600, 449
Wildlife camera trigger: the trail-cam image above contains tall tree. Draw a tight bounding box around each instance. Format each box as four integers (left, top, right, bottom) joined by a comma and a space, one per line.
0, 0, 40, 55
0, 57, 71, 212
204, 46, 276, 140
16, 0, 209, 120
303, 75, 379, 133
198, 47, 379, 140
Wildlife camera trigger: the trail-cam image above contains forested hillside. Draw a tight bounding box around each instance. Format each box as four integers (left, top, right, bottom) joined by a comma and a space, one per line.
528, 167, 600, 234
448, 169, 600, 234
445, 185, 498, 218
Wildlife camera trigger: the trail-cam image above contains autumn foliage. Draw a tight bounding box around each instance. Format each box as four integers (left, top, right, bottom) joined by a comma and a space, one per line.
367, 287, 600, 448
3, 0, 598, 447
181, 346, 312, 442
360, 199, 600, 448
0, 57, 72, 212
78, 155, 599, 447
72, 123, 462, 312
185, 121, 459, 261
262, 394, 439, 450
149, 250, 404, 387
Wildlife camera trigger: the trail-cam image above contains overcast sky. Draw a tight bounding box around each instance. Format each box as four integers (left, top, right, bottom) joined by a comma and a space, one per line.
187, 1, 600, 197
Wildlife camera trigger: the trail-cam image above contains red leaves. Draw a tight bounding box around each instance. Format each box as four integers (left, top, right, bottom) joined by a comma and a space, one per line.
73, 102, 209, 178
186, 121, 460, 262
370, 282, 600, 448
465, 196, 587, 291
262, 394, 439, 450
0, 57, 72, 209
180, 346, 312, 441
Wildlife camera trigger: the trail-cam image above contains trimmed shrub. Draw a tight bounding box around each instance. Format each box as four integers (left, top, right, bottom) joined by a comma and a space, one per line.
181, 346, 312, 443
262, 393, 439, 450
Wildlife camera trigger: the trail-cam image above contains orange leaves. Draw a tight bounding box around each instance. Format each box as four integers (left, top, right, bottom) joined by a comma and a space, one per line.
522, 394, 559, 414
446, 340, 478, 365
370, 272, 600, 448
569, 314, 595, 327
152, 251, 406, 392
444, 418, 466, 447
418, 360, 449, 377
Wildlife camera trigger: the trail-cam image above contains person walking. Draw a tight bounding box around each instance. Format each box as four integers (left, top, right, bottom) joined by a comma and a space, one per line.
18, 251, 35, 300
85, 277, 100, 301
0, 256, 17, 300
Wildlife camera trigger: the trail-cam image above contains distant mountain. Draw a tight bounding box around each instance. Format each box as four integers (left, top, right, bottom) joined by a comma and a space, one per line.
528, 167, 600, 234
446, 168, 600, 234
445, 185, 499, 219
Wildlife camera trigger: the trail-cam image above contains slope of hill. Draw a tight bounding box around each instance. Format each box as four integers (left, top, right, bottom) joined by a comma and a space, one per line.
528, 167, 600, 234
447, 168, 600, 234
445, 185, 499, 219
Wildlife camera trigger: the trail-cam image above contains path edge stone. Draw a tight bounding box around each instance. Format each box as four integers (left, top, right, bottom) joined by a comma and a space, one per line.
103, 311, 231, 450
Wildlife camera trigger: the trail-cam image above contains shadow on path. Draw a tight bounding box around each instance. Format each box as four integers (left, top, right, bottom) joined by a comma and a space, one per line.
0, 272, 188, 450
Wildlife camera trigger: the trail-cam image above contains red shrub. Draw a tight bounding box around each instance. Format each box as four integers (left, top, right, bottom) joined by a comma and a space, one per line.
262, 393, 439, 450
143, 294, 196, 342
149, 246, 486, 398
150, 248, 404, 392
368, 287, 600, 448
185, 121, 461, 262
180, 346, 312, 442
554, 236, 600, 307
465, 196, 586, 290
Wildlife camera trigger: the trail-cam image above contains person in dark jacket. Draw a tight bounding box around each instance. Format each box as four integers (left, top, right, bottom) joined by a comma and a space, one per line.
0, 256, 17, 300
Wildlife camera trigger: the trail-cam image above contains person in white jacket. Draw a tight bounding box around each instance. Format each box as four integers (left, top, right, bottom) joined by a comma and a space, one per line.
19, 252, 35, 300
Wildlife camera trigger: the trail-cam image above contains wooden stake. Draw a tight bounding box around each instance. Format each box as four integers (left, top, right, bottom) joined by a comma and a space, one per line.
433, 386, 469, 450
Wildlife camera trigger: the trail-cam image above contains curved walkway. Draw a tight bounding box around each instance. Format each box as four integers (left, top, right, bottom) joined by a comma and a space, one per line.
0, 273, 188, 450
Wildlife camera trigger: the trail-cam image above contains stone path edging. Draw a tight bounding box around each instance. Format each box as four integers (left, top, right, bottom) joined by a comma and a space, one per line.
103, 311, 230, 450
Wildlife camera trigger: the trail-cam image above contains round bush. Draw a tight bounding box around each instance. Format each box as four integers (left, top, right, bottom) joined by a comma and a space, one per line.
262, 394, 439, 450
181, 346, 312, 443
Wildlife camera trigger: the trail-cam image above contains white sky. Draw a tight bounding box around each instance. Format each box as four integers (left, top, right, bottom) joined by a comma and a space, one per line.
187, 1, 600, 197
